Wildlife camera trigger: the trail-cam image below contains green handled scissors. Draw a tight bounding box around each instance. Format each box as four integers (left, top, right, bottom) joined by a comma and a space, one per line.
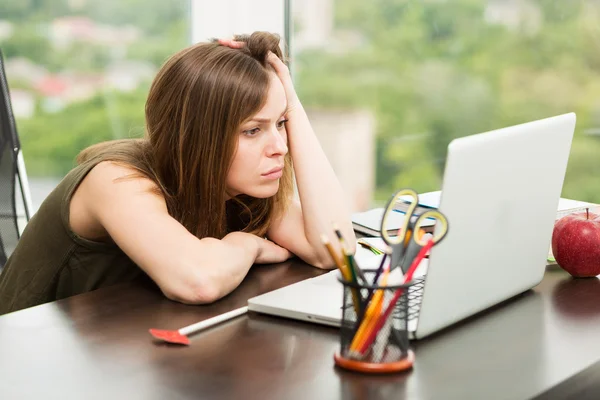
381, 188, 449, 274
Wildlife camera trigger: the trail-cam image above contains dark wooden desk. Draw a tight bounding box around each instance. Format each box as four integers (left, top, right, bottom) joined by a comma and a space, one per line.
1, 261, 599, 400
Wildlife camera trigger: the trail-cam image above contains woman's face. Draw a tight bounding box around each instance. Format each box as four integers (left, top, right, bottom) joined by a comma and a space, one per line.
227, 72, 289, 199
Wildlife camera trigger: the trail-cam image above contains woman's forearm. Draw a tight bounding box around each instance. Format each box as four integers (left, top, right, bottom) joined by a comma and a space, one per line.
261, 51, 356, 265
165, 232, 291, 304
164, 232, 259, 304
286, 104, 356, 259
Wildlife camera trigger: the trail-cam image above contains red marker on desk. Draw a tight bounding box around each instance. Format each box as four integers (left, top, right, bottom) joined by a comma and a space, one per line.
149, 306, 248, 345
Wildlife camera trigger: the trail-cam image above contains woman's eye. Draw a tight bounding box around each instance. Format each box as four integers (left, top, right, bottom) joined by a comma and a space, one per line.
243, 127, 260, 136
277, 119, 289, 129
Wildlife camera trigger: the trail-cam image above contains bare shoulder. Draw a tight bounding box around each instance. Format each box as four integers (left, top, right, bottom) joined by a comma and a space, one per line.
84, 161, 168, 213
70, 161, 166, 240
85, 161, 160, 196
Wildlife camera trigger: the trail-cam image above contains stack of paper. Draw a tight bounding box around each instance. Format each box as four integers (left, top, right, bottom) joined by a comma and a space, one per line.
352, 191, 441, 237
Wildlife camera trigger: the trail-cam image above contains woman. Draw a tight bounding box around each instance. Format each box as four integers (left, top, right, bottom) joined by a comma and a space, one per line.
0, 32, 355, 314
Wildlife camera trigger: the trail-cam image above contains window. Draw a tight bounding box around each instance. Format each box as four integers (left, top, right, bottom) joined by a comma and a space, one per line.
0, 0, 191, 212
191, 0, 285, 43
291, 0, 600, 211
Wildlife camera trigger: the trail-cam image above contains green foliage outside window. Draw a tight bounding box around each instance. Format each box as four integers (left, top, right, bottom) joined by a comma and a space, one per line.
2, 0, 600, 204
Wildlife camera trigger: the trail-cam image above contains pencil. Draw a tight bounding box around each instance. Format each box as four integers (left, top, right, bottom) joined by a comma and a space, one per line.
351, 248, 390, 329
320, 233, 351, 281
357, 239, 434, 355
357, 238, 384, 255
320, 234, 360, 315
330, 225, 366, 315
333, 224, 366, 283
349, 267, 390, 355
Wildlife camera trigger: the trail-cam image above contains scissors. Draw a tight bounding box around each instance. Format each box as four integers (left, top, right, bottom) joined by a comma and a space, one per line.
381, 188, 449, 274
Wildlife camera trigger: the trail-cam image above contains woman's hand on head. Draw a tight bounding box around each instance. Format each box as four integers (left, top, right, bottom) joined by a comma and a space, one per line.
217, 38, 245, 49
217, 37, 300, 112
266, 51, 301, 114
254, 235, 293, 264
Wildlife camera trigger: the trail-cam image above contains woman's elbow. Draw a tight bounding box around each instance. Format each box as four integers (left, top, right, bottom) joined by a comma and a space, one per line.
161, 276, 222, 305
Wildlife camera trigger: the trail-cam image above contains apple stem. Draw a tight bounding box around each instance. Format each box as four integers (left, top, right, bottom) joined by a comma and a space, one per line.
587, 207, 589, 220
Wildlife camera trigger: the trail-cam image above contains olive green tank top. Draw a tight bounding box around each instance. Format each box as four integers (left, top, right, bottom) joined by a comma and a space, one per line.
0, 160, 142, 315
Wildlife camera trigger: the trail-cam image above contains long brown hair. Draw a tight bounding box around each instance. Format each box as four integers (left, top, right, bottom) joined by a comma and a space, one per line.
77, 32, 294, 239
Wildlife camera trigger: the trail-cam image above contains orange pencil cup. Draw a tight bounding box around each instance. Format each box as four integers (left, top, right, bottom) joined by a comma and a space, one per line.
334, 270, 421, 374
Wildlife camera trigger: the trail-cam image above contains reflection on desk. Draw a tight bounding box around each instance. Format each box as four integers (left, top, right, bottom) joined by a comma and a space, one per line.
0, 261, 599, 399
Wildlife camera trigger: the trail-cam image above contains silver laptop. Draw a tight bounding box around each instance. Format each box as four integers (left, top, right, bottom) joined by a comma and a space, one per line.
248, 113, 576, 340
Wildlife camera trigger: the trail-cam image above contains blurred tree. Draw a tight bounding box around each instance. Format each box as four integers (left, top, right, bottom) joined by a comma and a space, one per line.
297, 0, 600, 203
0, 25, 53, 63
83, 0, 188, 35
3, 0, 600, 204
17, 86, 148, 177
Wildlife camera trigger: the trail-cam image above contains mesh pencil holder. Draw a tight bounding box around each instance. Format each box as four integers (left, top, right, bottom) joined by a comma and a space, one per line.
333, 269, 419, 374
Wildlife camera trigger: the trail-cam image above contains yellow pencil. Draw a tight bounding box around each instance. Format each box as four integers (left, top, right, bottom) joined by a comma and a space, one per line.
349, 268, 390, 354
331, 226, 364, 314
322, 231, 362, 314
333, 224, 366, 283
320, 233, 351, 281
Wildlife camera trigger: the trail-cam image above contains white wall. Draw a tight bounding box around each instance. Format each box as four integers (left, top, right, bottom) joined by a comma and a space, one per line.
191, 0, 286, 43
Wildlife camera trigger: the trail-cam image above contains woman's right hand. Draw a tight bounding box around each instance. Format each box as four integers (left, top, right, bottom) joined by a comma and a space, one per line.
254, 236, 293, 264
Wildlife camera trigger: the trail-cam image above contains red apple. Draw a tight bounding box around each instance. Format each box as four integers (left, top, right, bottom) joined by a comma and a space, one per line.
552, 210, 600, 278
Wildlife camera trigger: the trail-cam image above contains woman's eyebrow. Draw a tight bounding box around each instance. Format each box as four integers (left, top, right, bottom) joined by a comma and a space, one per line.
250, 117, 271, 123
250, 108, 288, 123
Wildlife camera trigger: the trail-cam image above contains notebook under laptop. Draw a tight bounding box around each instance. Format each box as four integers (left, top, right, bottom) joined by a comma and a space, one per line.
248, 113, 577, 340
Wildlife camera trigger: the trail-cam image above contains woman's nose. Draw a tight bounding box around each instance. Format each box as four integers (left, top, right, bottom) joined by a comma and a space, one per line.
267, 128, 288, 156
